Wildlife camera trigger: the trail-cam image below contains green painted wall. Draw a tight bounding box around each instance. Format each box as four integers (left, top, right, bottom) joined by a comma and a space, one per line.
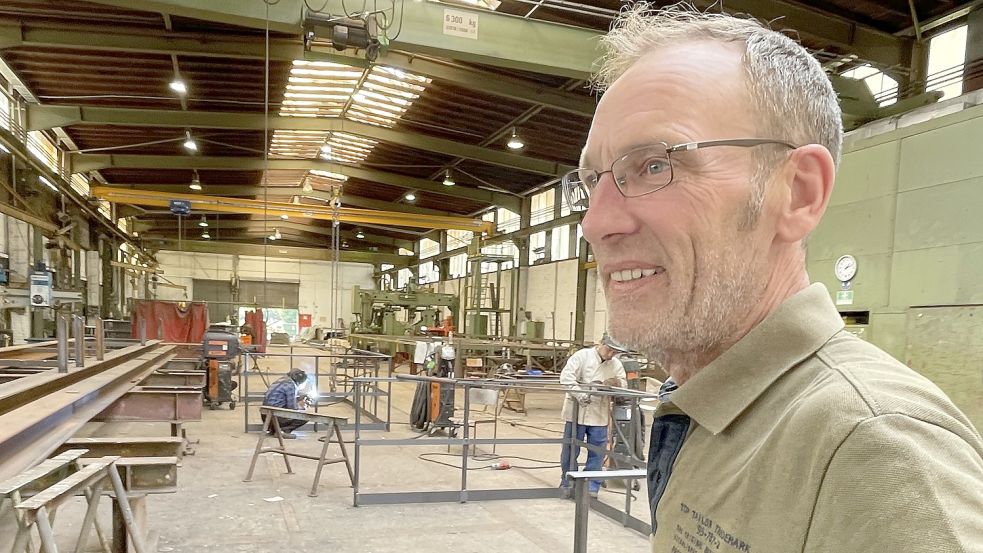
808, 103, 983, 428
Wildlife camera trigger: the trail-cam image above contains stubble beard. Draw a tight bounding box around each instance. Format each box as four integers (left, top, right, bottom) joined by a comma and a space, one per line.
606, 227, 767, 373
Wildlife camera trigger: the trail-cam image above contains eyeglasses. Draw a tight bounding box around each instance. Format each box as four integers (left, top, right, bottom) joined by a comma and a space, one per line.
561, 138, 797, 210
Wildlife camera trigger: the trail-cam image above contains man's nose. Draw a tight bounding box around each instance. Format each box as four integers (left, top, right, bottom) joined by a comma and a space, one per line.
582, 172, 636, 244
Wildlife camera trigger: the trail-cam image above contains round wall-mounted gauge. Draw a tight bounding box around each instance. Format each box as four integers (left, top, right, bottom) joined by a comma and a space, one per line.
834, 255, 858, 282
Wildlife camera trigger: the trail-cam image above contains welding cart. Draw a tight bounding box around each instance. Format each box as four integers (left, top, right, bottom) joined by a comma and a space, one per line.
201, 325, 241, 410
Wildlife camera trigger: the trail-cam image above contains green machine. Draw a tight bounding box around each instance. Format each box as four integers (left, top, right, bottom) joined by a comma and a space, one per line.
350, 284, 460, 336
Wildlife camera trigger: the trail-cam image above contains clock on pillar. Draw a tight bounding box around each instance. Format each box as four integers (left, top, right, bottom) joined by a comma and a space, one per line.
834, 254, 857, 283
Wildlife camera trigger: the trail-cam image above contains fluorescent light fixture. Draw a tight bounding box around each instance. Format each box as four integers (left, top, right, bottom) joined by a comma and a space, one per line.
280, 214, 289, 220
355, 231, 365, 239
39, 176, 58, 192
0, 143, 9, 154
183, 131, 198, 152
310, 170, 348, 182
442, 169, 455, 186
507, 127, 524, 150
169, 79, 188, 95
405, 192, 416, 202
198, 216, 208, 227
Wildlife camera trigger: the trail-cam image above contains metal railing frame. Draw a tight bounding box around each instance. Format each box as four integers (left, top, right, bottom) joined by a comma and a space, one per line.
350, 374, 656, 538
240, 346, 393, 433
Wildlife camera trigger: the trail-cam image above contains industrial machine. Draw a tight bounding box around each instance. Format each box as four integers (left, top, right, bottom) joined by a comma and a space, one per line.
201, 324, 240, 410
409, 343, 458, 435
350, 283, 459, 336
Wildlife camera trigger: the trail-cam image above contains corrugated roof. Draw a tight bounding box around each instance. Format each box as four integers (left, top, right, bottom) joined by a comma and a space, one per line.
0, 0, 977, 250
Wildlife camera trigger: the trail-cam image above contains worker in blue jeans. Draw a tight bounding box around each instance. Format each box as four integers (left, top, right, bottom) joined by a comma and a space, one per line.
559, 335, 629, 498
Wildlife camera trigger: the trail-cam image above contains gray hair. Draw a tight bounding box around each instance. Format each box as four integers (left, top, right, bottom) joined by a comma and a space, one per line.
594, 2, 843, 226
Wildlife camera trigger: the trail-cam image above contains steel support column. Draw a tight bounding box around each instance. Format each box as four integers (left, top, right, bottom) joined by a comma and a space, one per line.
574, 236, 589, 342
30, 227, 44, 339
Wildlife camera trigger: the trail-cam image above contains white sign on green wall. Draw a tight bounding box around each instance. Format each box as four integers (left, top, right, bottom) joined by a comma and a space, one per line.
836, 290, 855, 306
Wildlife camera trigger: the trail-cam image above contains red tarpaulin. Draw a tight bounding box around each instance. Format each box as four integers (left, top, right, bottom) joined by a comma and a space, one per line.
243, 308, 267, 353
131, 300, 210, 343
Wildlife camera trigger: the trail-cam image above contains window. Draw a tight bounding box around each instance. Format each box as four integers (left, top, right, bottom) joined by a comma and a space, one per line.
418, 261, 439, 284
449, 253, 467, 279
0, 92, 10, 130
380, 264, 395, 290
419, 238, 440, 259
841, 64, 898, 107
27, 131, 59, 171
446, 229, 473, 251
98, 200, 112, 221
575, 224, 584, 257
530, 231, 547, 263
71, 173, 90, 197
496, 208, 520, 234
551, 225, 571, 261
560, 186, 572, 216
478, 241, 519, 272
397, 268, 413, 288
239, 307, 300, 339
927, 25, 968, 100
531, 190, 555, 225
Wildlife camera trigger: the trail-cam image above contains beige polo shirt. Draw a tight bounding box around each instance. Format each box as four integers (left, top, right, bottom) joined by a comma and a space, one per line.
650, 283, 983, 553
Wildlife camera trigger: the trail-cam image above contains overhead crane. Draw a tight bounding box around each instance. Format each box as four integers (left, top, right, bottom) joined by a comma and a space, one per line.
91, 187, 496, 234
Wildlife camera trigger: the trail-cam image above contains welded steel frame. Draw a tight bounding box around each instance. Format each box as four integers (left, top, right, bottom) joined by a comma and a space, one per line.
0, 341, 175, 481
350, 374, 653, 536
240, 347, 392, 433
569, 468, 651, 553
94, 389, 203, 422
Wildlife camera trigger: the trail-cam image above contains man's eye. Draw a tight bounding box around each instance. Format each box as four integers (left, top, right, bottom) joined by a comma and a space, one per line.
641, 159, 670, 176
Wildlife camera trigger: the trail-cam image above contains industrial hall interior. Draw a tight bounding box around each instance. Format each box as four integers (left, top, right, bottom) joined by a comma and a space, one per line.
1, 0, 982, 552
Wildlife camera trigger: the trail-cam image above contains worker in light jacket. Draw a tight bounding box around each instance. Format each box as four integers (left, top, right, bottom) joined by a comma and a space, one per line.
559, 334, 629, 498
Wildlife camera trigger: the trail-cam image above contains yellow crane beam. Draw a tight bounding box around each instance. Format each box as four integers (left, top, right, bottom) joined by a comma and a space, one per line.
91, 187, 495, 235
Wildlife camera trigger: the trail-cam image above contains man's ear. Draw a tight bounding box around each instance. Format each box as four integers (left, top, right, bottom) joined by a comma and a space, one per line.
774, 144, 836, 243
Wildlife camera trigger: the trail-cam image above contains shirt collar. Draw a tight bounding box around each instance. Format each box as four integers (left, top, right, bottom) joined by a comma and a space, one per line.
658, 378, 678, 403
669, 283, 844, 435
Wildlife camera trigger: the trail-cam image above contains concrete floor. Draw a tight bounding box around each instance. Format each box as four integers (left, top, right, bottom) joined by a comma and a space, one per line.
3, 374, 650, 552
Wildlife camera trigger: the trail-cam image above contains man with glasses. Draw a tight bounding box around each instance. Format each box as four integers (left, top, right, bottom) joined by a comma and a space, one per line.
566, 4, 983, 552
